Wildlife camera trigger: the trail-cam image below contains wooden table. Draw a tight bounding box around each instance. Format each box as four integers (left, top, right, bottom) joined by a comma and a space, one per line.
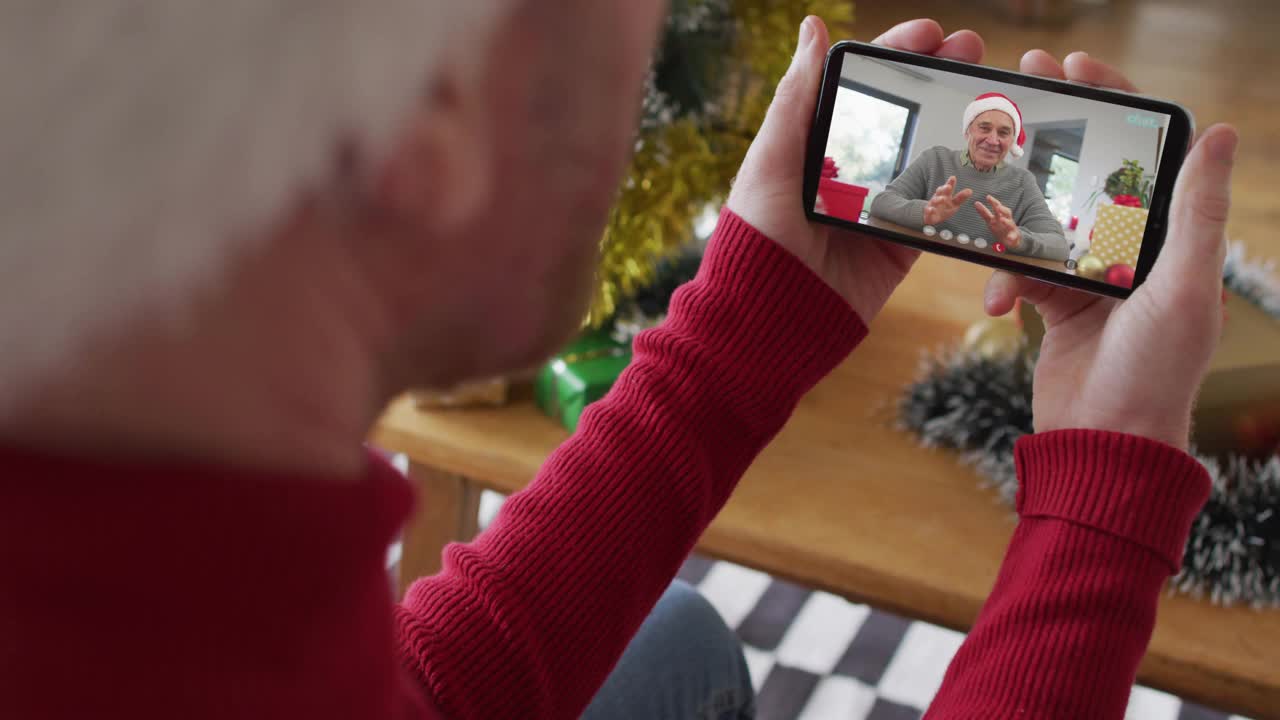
372, 253, 1280, 719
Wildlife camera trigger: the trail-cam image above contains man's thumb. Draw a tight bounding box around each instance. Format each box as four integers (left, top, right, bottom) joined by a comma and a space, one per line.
755, 17, 828, 161
1151, 124, 1237, 296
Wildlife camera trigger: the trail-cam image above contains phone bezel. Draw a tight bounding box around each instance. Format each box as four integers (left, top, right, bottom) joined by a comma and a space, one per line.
803, 41, 1195, 299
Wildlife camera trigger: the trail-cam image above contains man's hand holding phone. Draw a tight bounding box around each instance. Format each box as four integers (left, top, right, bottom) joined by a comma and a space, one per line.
730, 15, 1235, 449
984, 51, 1237, 449
727, 17, 984, 324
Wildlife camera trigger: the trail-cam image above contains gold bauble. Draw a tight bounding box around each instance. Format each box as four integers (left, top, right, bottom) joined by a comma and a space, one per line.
412, 377, 509, 410
1076, 254, 1108, 281
963, 317, 1025, 359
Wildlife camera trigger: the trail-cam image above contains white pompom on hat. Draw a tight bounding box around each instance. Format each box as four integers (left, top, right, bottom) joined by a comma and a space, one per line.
963, 92, 1026, 158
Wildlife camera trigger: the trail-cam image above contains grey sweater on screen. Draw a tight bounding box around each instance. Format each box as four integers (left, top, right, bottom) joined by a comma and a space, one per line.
869, 146, 1069, 261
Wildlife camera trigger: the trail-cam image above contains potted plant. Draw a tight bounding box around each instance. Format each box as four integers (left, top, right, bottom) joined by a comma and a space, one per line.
1083, 158, 1155, 212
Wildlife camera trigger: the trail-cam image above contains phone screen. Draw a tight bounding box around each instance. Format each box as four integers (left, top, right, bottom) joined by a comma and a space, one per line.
811, 49, 1177, 289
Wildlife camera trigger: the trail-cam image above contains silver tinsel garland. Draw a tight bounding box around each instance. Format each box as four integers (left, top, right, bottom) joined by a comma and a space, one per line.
900, 245, 1280, 607
638, 0, 731, 130
1225, 242, 1280, 317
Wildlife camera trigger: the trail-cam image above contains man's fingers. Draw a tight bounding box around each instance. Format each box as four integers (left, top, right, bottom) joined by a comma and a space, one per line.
954, 188, 974, 203
1152, 123, 1238, 297
984, 271, 1100, 326
873, 19, 945, 53
874, 21, 985, 64
940, 177, 959, 202
988, 192, 1008, 217
983, 271, 1017, 316
1062, 51, 1140, 93
1020, 49, 1066, 79
975, 201, 994, 221
740, 17, 829, 184
934, 30, 985, 64
984, 271, 1048, 316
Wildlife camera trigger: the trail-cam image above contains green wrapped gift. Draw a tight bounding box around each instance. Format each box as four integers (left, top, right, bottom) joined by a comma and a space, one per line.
534, 331, 632, 432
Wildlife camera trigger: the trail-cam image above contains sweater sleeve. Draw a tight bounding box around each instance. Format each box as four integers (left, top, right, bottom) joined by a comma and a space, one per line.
868, 149, 937, 229
395, 208, 867, 720
1012, 172, 1070, 261
925, 430, 1210, 720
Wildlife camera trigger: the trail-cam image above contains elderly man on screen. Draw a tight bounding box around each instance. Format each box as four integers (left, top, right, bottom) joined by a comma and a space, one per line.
870, 92, 1069, 260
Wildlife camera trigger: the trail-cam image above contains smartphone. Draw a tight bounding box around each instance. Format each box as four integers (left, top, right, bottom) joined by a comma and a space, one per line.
804, 41, 1195, 297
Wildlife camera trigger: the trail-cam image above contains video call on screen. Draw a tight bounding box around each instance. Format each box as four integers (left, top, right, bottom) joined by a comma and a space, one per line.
814, 51, 1172, 287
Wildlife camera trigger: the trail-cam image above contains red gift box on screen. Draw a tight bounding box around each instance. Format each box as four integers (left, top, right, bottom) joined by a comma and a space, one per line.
818, 178, 869, 223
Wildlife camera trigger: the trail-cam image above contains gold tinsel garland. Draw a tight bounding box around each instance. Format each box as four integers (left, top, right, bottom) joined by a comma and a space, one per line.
587, 0, 854, 327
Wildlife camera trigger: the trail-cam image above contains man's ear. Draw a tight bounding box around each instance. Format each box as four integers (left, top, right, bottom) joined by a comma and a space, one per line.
375, 67, 493, 232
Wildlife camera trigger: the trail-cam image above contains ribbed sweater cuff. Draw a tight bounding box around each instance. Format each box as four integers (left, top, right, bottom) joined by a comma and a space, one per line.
656, 207, 867, 407
1015, 429, 1210, 572
906, 199, 927, 228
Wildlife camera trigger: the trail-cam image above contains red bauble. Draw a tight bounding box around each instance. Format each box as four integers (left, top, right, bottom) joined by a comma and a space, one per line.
993, 242, 1006, 254
1236, 413, 1280, 456
1105, 263, 1135, 288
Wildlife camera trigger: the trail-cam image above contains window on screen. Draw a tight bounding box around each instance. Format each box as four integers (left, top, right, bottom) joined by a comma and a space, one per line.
1045, 152, 1080, 224
825, 81, 919, 212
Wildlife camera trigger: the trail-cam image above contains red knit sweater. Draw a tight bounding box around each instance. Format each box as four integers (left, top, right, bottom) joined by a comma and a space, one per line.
0, 210, 1209, 719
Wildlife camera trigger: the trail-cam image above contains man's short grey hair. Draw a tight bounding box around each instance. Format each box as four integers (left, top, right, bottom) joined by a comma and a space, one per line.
0, 1, 510, 403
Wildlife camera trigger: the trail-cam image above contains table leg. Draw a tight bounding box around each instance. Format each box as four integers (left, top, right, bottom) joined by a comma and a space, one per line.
396, 463, 482, 597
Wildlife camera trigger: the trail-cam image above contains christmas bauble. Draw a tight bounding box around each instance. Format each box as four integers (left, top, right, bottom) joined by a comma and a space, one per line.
413, 377, 509, 410
1235, 413, 1280, 456
1076, 254, 1107, 281
962, 317, 1024, 359
1105, 263, 1136, 288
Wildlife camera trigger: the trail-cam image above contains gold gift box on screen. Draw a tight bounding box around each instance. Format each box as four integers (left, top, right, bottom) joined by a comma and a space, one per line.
1090, 204, 1147, 269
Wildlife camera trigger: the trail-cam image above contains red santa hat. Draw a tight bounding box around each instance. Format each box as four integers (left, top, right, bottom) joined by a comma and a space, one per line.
962, 92, 1026, 158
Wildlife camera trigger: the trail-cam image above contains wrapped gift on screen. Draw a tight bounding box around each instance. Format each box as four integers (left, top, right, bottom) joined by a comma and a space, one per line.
535, 331, 632, 432
1088, 202, 1148, 269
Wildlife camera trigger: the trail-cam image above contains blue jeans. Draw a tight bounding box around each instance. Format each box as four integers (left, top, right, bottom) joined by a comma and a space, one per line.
581, 580, 756, 720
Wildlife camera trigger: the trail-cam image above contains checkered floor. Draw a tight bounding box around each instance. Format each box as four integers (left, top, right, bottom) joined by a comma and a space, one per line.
394, 474, 1251, 720
674, 553, 1250, 720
